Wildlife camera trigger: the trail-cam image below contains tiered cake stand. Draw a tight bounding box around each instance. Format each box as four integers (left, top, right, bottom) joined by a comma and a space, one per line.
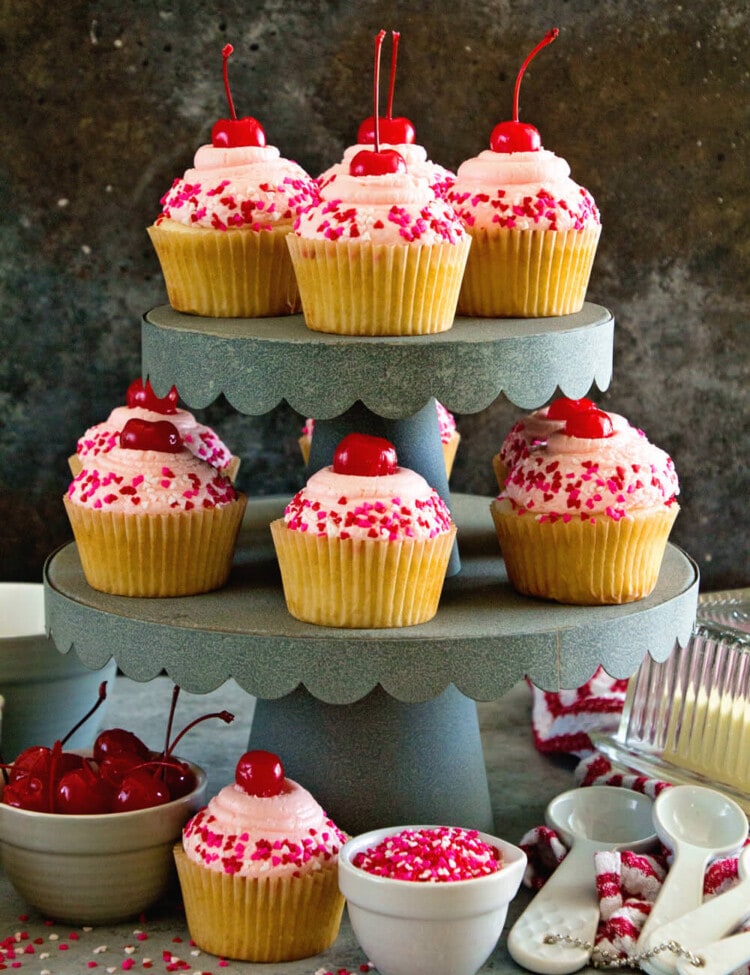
44, 304, 699, 835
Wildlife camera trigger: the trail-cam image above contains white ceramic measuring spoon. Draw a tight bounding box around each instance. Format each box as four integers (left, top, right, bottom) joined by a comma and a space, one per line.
640, 844, 750, 975
675, 929, 750, 975
507, 786, 656, 975
636, 785, 748, 952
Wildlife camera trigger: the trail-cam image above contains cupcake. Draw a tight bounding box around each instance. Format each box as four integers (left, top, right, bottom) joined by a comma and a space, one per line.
319, 32, 455, 199
492, 396, 600, 489
446, 30, 601, 318
148, 45, 318, 318
490, 407, 680, 605
270, 433, 457, 627
299, 401, 461, 479
71, 378, 240, 483
64, 417, 247, 597
174, 749, 346, 962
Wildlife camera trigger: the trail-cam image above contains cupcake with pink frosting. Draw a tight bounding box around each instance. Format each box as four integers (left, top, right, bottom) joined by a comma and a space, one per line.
64, 416, 246, 597
174, 749, 346, 962
447, 30, 601, 317
271, 433, 457, 627
71, 378, 239, 483
490, 407, 680, 604
148, 45, 318, 318
299, 402, 461, 479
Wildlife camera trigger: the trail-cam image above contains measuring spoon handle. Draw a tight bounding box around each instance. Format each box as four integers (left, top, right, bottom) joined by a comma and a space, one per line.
637, 846, 708, 949
675, 930, 750, 975
507, 843, 598, 975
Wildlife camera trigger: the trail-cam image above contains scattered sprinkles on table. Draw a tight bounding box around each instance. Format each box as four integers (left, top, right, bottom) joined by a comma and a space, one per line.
352, 826, 504, 882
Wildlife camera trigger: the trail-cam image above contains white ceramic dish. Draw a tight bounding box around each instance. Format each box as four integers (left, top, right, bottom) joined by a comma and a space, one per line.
338, 824, 526, 975
0, 582, 117, 759
0, 758, 206, 924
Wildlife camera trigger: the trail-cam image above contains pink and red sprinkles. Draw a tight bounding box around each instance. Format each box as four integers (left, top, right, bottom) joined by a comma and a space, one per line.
297, 196, 466, 243
285, 491, 453, 541
352, 826, 503, 882
68, 466, 237, 512
447, 185, 600, 231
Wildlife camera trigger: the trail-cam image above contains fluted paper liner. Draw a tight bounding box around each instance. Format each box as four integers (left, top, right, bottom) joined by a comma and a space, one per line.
270, 520, 457, 627
148, 219, 300, 318
63, 494, 247, 597
458, 224, 601, 318
286, 234, 471, 335
173, 845, 344, 962
490, 499, 679, 605
68, 452, 241, 485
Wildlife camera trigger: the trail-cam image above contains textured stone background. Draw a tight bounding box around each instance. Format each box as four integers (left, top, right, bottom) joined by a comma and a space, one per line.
1, 1, 748, 590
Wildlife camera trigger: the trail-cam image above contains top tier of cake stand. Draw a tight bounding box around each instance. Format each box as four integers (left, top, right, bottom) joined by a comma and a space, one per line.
43, 303, 699, 703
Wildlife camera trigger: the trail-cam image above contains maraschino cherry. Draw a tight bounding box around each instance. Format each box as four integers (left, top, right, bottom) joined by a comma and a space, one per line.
545, 396, 597, 420
349, 31, 406, 177
211, 44, 267, 149
126, 377, 178, 414
564, 407, 614, 439
333, 432, 398, 476
357, 30, 416, 146
235, 750, 285, 797
490, 28, 559, 153
120, 417, 182, 453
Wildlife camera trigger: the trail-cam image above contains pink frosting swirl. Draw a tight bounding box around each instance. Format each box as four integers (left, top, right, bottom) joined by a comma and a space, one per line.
284, 466, 454, 540
318, 143, 455, 198
182, 778, 346, 878
156, 144, 319, 232
447, 148, 600, 232
78, 405, 234, 472
499, 425, 679, 523
67, 444, 238, 513
293, 169, 467, 245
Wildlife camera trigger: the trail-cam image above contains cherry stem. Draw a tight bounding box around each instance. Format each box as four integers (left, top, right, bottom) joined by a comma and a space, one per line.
512, 28, 559, 122
164, 685, 181, 757
48, 740, 63, 813
61, 680, 108, 747
386, 30, 400, 119
165, 710, 234, 759
371, 29, 386, 153
221, 43, 238, 121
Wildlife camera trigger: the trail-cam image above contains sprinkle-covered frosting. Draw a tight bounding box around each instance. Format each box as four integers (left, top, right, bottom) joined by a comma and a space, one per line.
283, 466, 454, 540
156, 144, 319, 232
499, 425, 679, 524
182, 778, 347, 879
352, 826, 503, 882
447, 148, 600, 232
303, 403, 457, 447
319, 143, 455, 198
67, 444, 238, 513
293, 169, 467, 245
78, 406, 234, 472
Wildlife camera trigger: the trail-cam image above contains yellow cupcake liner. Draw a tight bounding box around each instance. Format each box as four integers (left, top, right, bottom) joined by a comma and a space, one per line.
63, 493, 247, 597
286, 234, 471, 335
173, 845, 345, 963
490, 498, 679, 605
270, 520, 457, 627
147, 219, 300, 318
457, 224, 601, 318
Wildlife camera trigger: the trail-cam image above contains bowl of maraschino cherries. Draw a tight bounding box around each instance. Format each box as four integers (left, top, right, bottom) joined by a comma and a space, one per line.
0, 682, 232, 924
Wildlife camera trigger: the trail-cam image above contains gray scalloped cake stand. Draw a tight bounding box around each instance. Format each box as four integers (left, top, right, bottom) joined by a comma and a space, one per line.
45, 303, 699, 834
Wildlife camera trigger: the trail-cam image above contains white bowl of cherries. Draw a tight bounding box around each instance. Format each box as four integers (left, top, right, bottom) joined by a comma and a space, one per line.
0, 683, 231, 924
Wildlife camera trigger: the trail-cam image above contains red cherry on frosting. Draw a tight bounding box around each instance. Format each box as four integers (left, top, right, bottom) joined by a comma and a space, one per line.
545, 396, 597, 421
120, 417, 182, 453
564, 408, 614, 439
333, 432, 398, 476
349, 30, 406, 177
235, 750, 285, 797
126, 377, 178, 414
211, 44, 267, 149
356, 30, 415, 146
490, 28, 558, 154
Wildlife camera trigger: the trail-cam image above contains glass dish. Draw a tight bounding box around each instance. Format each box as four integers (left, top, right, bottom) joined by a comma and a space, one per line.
592, 588, 750, 811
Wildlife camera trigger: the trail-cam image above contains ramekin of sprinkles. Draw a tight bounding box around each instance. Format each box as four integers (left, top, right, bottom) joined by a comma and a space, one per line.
351, 826, 503, 882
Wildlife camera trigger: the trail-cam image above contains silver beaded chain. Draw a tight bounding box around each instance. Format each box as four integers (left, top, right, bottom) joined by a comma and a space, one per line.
543, 933, 705, 969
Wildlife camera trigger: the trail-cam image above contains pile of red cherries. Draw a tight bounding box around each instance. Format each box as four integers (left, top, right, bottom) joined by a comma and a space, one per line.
1, 682, 233, 815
